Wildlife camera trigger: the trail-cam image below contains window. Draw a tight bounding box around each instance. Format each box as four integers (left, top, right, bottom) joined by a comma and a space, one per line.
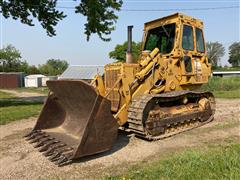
144, 23, 176, 54
184, 56, 192, 73
182, 25, 194, 51
196, 28, 205, 52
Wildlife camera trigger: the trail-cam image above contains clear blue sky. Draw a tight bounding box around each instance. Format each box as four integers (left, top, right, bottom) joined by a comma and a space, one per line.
1, 0, 239, 66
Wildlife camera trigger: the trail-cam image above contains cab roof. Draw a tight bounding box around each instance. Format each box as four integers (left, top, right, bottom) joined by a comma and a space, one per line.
144, 13, 204, 30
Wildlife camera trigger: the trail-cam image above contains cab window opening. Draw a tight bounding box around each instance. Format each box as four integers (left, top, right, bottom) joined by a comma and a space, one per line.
196, 28, 205, 52
182, 25, 194, 51
144, 23, 176, 54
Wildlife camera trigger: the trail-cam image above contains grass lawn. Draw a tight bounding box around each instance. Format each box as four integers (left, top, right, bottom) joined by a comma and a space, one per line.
213, 89, 240, 98
0, 89, 45, 125
0, 90, 16, 99
213, 67, 240, 71
15, 87, 49, 95
0, 100, 43, 125
202, 77, 240, 98
107, 143, 240, 180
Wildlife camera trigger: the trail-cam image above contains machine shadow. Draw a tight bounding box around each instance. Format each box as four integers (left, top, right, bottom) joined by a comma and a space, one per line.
71, 130, 130, 165
14, 96, 46, 103
0, 97, 45, 107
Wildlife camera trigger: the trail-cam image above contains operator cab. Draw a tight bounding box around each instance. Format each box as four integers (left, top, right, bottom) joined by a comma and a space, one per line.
143, 13, 206, 55
143, 13, 208, 77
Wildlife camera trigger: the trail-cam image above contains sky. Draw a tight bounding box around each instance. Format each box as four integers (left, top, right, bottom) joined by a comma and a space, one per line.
0, 0, 239, 66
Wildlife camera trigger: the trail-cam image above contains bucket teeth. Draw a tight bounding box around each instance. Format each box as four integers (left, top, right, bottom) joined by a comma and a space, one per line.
29, 134, 49, 144
26, 131, 45, 141
33, 137, 53, 148
55, 155, 67, 165
43, 143, 66, 156
25, 131, 38, 140
24, 130, 39, 138
56, 152, 74, 166
39, 140, 58, 152
43, 148, 55, 157
26, 130, 75, 166
58, 159, 72, 167
49, 152, 62, 161
49, 147, 74, 162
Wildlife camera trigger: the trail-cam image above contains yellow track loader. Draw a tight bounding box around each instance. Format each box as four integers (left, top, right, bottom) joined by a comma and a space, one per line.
25, 13, 215, 166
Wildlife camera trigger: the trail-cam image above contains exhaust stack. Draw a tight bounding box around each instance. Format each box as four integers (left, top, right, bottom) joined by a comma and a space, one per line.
126, 25, 134, 64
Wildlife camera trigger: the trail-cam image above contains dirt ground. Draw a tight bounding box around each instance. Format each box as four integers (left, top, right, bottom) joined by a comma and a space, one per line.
0, 99, 239, 180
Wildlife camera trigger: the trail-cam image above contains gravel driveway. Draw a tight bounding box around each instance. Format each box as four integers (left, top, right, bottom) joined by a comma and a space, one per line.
0, 99, 239, 180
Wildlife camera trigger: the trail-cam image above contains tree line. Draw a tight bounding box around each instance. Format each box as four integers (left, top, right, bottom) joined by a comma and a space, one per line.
109, 41, 240, 68
1, 41, 239, 76
0, 45, 68, 76
206, 42, 240, 69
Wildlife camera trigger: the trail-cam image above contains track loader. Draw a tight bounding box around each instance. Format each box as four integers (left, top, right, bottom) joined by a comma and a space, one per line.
25, 13, 216, 166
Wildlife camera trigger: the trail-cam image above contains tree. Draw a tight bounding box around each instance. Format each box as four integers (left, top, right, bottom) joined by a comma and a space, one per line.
109, 41, 142, 62
0, 44, 42, 74
38, 59, 68, 76
27, 65, 40, 74
0, 0, 123, 41
19, 61, 40, 74
0, 45, 69, 75
228, 42, 240, 67
0, 44, 22, 72
206, 42, 225, 67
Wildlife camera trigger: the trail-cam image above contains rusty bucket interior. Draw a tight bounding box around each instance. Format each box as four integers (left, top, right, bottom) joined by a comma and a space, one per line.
25, 80, 118, 166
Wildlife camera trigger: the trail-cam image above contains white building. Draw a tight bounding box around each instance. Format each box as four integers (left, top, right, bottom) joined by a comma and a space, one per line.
212, 71, 240, 78
41, 76, 58, 87
24, 74, 46, 87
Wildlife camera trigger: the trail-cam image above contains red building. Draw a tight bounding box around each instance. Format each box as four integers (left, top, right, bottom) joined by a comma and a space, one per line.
0, 72, 25, 89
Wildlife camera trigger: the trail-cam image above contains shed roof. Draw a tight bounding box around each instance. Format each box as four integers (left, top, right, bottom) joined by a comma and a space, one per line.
25, 74, 46, 78
60, 65, 104, 80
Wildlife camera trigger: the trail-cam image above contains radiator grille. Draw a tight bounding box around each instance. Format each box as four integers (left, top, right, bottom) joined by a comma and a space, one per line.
105, 67, 121, 112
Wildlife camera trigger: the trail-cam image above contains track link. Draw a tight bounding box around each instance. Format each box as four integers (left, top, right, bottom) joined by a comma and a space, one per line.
127, 90, 216, 140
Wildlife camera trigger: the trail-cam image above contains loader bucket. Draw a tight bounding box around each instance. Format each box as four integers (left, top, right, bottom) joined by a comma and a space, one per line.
25, 80, 118, 166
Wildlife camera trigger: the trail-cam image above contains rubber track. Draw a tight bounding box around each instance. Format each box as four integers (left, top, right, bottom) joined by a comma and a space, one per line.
127, 90, 216, 140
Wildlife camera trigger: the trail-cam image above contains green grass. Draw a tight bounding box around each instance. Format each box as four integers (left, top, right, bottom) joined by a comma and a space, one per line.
0, 88, 46, 125
202, 77, 240, 91
15, 87, 49, 95
213, 89, 240, 98
213, 66, 240, 71
0, 90, 16, 99
0, 100, 43, 125
202, 77, 240, 98
107, 143, 240, 180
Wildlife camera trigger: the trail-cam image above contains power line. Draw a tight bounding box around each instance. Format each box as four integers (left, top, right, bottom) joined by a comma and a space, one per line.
54, 5, 240, 10
124, 0, 239, 4
123, 0, 239, 2
56, 0, 239, 2
54, 5, 239, 11
121, 6, 240, 11
0, 3, 239, 11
